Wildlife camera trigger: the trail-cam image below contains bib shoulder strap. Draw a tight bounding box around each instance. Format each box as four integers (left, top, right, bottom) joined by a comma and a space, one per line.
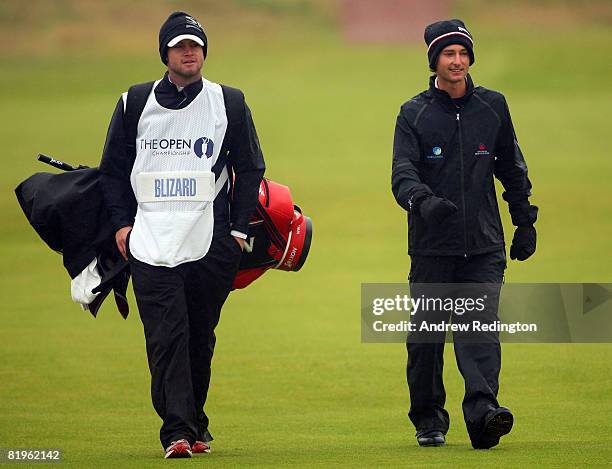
124, 81, 155, 158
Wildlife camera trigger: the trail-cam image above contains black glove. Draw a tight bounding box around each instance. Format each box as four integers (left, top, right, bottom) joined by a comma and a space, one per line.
419, 196, 458, 226
510, 225, 536, 261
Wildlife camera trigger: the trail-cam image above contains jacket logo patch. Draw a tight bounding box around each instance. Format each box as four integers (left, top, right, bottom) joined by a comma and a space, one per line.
194, 137, 214, 158
427, 146, 444, 159
474, 143, 490, 157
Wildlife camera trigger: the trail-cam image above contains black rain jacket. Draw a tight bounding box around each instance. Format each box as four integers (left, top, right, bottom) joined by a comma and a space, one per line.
392, 74, 537, 256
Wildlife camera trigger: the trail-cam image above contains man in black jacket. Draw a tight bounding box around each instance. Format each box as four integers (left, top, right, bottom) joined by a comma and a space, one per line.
392, 19, 537, 449
99, 12, 265, 458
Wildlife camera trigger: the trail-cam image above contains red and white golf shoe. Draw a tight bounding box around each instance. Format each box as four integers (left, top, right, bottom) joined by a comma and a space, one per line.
164, 439, 192, 459
191, 440, 211, 454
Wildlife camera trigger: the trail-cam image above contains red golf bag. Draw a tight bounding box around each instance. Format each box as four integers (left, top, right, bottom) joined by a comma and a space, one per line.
233, 178, 312, 289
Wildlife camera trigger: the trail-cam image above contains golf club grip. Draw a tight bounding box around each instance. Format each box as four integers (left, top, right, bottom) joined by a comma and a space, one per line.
37, 154, 78, 171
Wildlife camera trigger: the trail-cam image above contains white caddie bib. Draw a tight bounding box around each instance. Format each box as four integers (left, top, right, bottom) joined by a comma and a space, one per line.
128, 78, 228, 267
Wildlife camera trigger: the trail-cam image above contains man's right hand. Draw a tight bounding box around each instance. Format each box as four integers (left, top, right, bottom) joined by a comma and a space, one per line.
419, 196, 458, 226
115, 226, 133, 260
510, 225, 536, 261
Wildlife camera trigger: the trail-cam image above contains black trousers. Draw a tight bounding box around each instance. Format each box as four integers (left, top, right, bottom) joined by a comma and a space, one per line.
406, 250, 506, 442
129, 232, 242, 449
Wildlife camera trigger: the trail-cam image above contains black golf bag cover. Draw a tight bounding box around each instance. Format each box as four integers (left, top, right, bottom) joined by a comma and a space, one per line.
15, 168, 130, 317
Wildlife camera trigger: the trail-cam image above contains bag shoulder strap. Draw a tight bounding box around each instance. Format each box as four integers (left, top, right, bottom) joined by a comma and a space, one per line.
220, 84, 245, 153
124, 81, 155, 158
215, 84, 246, 194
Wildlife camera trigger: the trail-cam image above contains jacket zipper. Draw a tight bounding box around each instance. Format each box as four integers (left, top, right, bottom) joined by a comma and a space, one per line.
456, 113, 468, 257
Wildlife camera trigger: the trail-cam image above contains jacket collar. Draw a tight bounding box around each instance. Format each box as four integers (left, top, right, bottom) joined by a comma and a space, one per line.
427, 73, 475, 108
157, 72, 203, 98
153, 72, 203, 109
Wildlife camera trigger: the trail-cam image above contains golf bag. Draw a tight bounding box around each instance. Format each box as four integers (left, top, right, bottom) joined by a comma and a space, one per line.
234, 178, 312, 289
15, 155, 313, 316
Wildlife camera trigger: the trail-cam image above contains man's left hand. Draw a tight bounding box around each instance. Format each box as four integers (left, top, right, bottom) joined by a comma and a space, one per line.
510, 226, 536, 261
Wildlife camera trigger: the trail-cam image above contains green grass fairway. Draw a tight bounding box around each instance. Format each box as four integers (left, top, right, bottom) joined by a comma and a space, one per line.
1, 2, 611, 467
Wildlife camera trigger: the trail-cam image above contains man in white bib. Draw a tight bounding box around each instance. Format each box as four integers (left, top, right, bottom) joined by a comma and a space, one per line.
99, 11, 265, 458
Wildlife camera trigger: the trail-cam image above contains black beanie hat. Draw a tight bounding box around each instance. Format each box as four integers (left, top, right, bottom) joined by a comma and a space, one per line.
424, 19, 474, 71
159, 11, 208, 65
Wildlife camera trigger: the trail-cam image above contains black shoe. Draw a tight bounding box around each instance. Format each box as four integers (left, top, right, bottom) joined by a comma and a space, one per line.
472, 407, 513, 449
417, 430, 446, 447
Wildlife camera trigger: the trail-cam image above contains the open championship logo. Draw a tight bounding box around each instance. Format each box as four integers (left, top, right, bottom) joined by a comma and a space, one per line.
194, 137, 214, 159
140, 136, 214, 158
